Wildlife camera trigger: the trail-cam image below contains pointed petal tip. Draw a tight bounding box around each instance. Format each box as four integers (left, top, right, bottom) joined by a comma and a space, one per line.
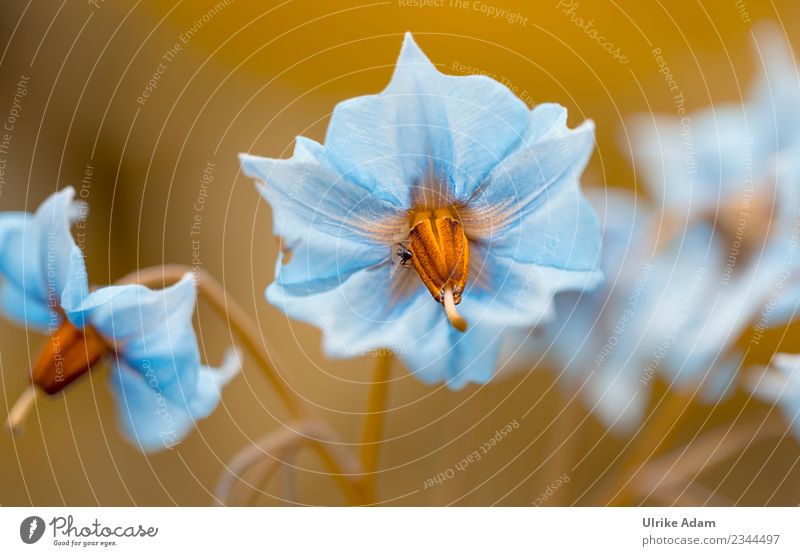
401, 31, 419, 50
238, 152, 262, 173
238, 152, 270, 186
396, 31, 431, 67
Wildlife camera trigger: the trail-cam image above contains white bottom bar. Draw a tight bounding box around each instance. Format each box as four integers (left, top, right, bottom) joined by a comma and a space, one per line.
1, 507, 798, 554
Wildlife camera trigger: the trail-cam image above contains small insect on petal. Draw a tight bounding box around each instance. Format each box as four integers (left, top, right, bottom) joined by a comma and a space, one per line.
32, 322, 108, 394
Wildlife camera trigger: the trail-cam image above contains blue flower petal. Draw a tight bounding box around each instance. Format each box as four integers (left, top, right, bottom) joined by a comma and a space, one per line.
750, 22, 800, 151
269, 241, 598, 389
676, 150, 800, 370
269, 263, 512, 389
0, 188, 82, 328
476, 179, 601, 270
466, 104, 594, 211
268, 261, 437, 359
240, 143, 398, 291
535, 188, 652, 432
698, 353, 740, 405
758, 147, 800, 328
463, 108, 597, 265
626, 107, 760, 215
0, 280, 54, 330
466, 243, 602, 327
634, 225, 726, 386
63, 272, 201, 398
626, 24, 798, 218
584, 364, 648, 434
325, 33, 530, 205
402, 316, 508, 389
109, 348, 240, 453
272, 224, 390, 297
240, 146, 402, 243
770, 279, 800, 327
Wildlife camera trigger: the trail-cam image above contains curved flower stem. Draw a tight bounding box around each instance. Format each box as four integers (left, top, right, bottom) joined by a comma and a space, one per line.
632, 412, 787, 502
120, 265, 305, 416
215, 420, 363, 506
595, 389, 692, 506
122, 265, 366, 505
359, 351, 393, 502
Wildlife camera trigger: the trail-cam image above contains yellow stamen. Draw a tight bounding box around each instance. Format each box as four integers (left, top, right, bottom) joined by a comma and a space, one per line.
443, 285, 468, 332
6, 385, 39, 436
407, 208, 470, 331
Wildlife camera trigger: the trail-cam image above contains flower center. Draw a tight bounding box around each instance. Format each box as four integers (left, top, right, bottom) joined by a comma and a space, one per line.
407, 208, 469, 331
32, 321, 108, 394
715, 184, 774, 253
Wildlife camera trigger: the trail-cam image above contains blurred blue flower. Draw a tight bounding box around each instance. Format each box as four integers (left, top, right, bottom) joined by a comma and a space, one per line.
665, 149, 800, 375
535, 188, 743, 432
625, 23, 800, 221
747, 353, 800, 439
750, 23, 800, 155
0, 187, 239, 452
612, 22, 800, 419
624, 24, 800, 333
241, 33, 602, 388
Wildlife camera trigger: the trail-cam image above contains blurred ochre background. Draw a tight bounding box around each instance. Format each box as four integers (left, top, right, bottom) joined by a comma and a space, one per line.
1, 0, 799, 505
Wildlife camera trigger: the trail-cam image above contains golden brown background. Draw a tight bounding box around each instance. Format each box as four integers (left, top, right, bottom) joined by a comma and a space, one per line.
1, 0, 799, 506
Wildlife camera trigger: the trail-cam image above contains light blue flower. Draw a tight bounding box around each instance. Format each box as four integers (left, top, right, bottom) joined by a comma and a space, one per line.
659, 140, 800, 375
0, 187, 239, 452
624, 22, 800, 372
536, 187, 743, 432
61, 257, 240, 452
240, 33, 602, 388
625, 23, 799, 220
747, 353, 800, 439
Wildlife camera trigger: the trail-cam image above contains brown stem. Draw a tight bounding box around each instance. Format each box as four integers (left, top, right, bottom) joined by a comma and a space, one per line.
215, 420, 362, 506
633, 412, 787, 501
359, 351, 393, 502
543, 387, 582, 506
595, 389, 692, 506
119, 265, 306, 417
